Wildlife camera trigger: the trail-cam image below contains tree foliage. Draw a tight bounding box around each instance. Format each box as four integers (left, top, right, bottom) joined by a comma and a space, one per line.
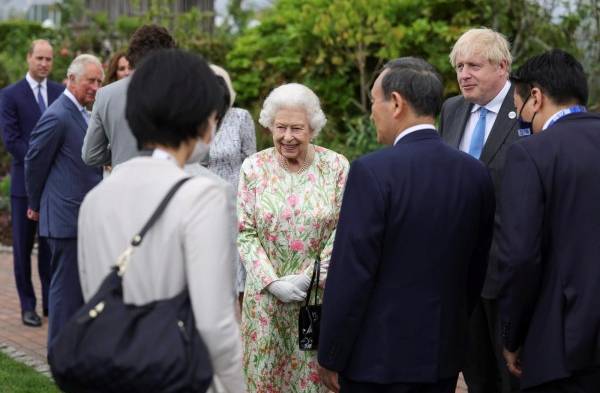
226, 0, 583, 158
0, 0, 591, 163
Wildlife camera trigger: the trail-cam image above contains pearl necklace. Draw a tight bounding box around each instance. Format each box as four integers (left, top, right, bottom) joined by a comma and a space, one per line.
278, 145, 314, 175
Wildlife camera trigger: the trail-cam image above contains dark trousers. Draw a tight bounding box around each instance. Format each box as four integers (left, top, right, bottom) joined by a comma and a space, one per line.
10, 196, 51, 313
463, 298, 519, 393
522, 369, 600, 393
46, 237, 83, 348
340, 376, 457, 393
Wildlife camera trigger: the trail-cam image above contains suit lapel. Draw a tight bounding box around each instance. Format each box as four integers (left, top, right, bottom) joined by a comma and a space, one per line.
62, 95, 88, 133
19, 79, 43, 117
448, 99, 472, 148
480, 85, 518, 164
48, 83, 63, 105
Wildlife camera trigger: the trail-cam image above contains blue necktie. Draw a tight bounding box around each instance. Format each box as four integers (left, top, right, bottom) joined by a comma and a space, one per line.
468, 107, 488, 159
81, 108, 90, 125
37, 84, 46, 113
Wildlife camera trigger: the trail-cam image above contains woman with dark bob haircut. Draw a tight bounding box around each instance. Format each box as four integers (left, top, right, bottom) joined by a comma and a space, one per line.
77, 49, 245, 393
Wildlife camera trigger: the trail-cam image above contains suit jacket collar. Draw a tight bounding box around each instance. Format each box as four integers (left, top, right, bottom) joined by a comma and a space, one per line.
479, 84, 518, 164
445, 86, 518, 165
18, 78, 63, 115
59, 94, 88, 132
394, 128, 439, 145
17, 78, 41, 115
47, 81, 63, 104
447, 100, 472, 149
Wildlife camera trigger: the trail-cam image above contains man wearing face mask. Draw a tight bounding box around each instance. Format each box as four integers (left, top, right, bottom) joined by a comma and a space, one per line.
496, 49, 600, 393
439, 28, 520, 393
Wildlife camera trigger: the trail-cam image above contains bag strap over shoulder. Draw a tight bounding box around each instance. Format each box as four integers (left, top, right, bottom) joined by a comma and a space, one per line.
116, 177, 191, 275
130, 177, 192, 247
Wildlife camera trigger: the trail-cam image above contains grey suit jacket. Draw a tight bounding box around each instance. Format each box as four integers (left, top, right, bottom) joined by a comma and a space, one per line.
439, 86, 519, 298
81, 77, 140, 167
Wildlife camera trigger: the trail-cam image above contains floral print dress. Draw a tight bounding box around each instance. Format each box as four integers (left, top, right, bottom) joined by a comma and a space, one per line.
238, 146, 349, 392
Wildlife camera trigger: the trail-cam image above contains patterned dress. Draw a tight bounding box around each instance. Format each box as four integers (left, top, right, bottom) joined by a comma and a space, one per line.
238, 146, 349, 392
208, 107, 257, 292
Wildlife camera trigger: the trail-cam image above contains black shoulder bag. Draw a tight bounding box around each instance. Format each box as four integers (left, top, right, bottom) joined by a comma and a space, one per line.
48, 177, 214, 393
298, 257, 321, 350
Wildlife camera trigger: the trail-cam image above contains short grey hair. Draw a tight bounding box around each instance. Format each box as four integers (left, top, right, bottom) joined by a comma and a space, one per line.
259, 83, 327, 136
67, 54, 104, 81
449, 28, 512, 70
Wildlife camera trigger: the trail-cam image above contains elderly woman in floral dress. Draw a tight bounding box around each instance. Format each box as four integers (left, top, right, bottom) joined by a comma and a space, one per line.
238, 83, 349, 392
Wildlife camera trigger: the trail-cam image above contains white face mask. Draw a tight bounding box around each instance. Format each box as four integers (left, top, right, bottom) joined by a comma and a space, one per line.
185, 123, 216, 166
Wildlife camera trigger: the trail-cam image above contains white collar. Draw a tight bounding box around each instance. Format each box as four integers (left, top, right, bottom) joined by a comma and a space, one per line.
152, 148, 178, 164
25, 72, 47, 91
471, 80, 511, 114
394, 124, 436, 145
63, 89, 86, 112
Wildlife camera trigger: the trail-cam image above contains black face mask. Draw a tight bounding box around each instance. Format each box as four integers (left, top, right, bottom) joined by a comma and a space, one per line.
517, 93, 536, 136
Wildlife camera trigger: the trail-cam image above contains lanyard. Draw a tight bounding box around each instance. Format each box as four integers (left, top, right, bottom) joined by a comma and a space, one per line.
544, 105, 587, 130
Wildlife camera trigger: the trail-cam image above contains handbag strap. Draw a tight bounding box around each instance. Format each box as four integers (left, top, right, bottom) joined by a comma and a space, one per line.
130, 177, 192, 246
116, 177, 191, 275
304, 256, 321, 307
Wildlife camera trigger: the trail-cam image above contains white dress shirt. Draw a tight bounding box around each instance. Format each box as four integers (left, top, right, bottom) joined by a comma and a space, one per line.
394, 124, 436, 145
459, 80, 511, 153
25, 72, 48, 108
63, 89, 91, 125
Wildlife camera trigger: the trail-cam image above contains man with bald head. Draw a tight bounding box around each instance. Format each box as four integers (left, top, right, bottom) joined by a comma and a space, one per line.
0, 39, 64, 328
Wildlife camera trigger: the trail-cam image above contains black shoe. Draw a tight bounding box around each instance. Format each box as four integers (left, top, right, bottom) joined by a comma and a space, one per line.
22, 310, 42, 327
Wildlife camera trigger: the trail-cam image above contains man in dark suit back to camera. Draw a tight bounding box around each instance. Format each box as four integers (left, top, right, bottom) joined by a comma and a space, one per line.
439, 28, 521, 393
25, 54, 103, 346
317, 57, 495, 393
497, 49, 600, 393
0, 39, 64, 327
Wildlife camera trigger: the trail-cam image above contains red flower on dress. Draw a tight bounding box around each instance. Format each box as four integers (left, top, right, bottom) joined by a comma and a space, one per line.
287, 194, 299, 207
290, 240, 304, 252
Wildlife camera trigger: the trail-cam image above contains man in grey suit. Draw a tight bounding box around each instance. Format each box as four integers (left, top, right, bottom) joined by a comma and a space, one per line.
25, 54, 104, 346
81, 24, 176, 167
439, 28, 520, 393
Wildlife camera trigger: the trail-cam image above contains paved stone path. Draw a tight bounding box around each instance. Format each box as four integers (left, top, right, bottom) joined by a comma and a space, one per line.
0, 248, 51, 377
0, 248, 468, 391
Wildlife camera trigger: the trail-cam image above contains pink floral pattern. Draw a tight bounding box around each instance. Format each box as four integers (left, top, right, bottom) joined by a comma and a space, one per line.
238, 146, 348, 392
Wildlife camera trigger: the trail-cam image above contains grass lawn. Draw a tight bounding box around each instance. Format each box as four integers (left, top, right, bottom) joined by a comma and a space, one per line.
0, 351, 60, 393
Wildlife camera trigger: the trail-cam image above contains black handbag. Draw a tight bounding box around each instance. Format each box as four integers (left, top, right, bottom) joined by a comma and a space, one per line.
48, 177, 214, 393
298, 257, 322, 351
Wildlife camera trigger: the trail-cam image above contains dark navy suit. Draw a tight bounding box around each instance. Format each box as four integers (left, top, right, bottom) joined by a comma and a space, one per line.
318, 129, 495, 392
496, 112, 600, 391
25, 93, 102, 345
0, 78, 63, 315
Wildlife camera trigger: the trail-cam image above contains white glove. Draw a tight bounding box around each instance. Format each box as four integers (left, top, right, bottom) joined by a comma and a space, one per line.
267, 280, 306, 303
280, 273, 311, 293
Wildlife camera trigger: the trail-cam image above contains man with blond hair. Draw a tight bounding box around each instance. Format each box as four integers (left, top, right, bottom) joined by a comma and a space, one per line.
439, 28, 520, 393
25, 54, 104, 346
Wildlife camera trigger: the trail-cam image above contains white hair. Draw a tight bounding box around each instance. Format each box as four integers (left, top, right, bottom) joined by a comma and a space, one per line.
259, 83, 327, 136
67, 54, 104, 81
